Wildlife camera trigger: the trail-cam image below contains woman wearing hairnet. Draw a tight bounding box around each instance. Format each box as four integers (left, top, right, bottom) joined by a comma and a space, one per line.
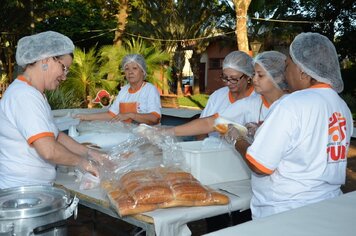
75, 54, 161, 125
198, 51, 255, 139
221, 51, 288, 134
231, 32, 353, 219
0, 31, 104, 189
171, 51, 287, 141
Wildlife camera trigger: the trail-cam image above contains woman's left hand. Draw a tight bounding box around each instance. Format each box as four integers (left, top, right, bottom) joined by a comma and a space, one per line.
110, 113, 132, 122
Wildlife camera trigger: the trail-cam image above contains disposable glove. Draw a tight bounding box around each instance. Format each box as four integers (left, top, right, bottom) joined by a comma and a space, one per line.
245, 122, 259, 142
87, 148, 109, 166
78, 158, 100, 177
223, 124, 253, 146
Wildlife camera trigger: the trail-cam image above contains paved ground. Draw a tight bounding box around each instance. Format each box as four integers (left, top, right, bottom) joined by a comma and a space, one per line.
67, 138, 356, 236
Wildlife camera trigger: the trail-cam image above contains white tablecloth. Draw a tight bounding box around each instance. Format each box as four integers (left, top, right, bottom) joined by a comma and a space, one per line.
205, 191, 356, 236
55, 173, 251, 236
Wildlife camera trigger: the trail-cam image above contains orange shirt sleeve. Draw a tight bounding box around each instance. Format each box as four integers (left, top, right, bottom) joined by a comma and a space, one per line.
246, 153, 274, 175
28, 132, 55, 144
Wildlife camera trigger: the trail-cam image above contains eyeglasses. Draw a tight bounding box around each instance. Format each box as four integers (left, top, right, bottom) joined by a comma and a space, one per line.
221, 74, 245, 84
56, 60, 69, 76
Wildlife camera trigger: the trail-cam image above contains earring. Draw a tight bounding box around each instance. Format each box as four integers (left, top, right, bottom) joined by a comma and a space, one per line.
42, 64, 48, 71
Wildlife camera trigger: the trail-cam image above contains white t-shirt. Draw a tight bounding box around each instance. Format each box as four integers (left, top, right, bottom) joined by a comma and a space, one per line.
109, 82, 161, 119
0, 77, 58, 189
246, 85, 353, 219
201, 86, 255, 136
220, 94, 286, 126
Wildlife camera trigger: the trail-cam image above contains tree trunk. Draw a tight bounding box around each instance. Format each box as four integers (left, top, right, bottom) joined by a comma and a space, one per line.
189, 52, 201, 95
233, 0, 251, 53
113, 0, 130, 47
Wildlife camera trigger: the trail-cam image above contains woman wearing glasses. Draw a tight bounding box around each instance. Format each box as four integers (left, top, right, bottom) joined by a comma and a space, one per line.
170, 51, 287, 141
0, 31, 105, 189
198, 51, 255, 139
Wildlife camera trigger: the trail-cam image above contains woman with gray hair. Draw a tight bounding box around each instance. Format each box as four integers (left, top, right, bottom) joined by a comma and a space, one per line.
232, 32, 353, 219
0, 31, 104, 189
76, 54, 161, 125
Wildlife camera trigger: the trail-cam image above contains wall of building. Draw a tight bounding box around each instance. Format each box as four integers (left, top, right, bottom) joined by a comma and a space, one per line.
202, 42, 236, 94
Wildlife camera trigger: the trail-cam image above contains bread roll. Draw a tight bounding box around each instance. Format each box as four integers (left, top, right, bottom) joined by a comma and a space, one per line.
108, 189, 158, 216
172, 181, 208, 201
194, 191, 230, 206
214, 124, 228, 134
126, 181, 174, 204
163, 171, 195, 181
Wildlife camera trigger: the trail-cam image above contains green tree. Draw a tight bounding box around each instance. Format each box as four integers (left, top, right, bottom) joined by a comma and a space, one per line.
60, 47, 102, 108
126, 0, 230, 95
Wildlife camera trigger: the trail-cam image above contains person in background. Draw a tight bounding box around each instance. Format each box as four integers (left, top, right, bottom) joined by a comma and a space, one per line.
228, 32, 353, 219
0, 31, 104, 189
171, 51, 288, 140
75, 54, 161, 125
197, 51, 255, 139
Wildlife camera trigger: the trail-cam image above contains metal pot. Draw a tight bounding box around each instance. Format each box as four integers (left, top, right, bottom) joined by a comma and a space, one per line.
0, 185, 78, 236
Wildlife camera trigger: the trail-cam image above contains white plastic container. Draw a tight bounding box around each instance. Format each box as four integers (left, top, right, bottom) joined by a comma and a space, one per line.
177, 141, 251, 185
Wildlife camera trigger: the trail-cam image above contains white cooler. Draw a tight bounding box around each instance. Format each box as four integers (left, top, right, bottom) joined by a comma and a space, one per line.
178, 141, 251, 185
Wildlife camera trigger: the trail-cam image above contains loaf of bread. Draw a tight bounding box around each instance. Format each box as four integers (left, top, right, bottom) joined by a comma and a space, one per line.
105, 168, 230, 216
125, 180, 173, 204
107, 189, 158, 216
171, 181, 208, 201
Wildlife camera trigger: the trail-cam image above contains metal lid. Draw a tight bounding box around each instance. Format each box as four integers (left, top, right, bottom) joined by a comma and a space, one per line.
0, 185, 71, 220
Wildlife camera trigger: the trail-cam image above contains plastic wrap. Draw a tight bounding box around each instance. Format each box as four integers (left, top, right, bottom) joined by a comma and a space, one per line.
104, 168, 230, 216
99, 129, 186, 182
93, 124, 230, 216
76, 120, 133, 135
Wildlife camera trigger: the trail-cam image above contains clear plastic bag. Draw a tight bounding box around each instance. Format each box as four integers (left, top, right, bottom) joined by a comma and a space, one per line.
79, 172, 100, 190
98, 124, 187, 183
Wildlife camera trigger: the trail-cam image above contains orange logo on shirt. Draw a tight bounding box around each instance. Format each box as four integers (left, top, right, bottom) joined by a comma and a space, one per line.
327, 112, 347, 161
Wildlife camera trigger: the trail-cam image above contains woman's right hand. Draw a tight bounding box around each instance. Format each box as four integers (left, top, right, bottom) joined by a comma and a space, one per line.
73, 114, 87, 121
78, 158, 100, 177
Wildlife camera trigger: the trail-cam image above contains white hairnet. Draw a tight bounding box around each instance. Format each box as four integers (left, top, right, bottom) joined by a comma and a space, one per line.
289, 32, 343, 93
254, 51, 287, 90
16, 31, 74, 67
121, 54, 147, 76
222, 51, 254, 77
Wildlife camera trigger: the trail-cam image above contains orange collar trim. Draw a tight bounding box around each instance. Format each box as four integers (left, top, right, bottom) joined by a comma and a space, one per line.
128, 82, 146, 94
309, 83, 332, 89
246, 86, 255, 96
261, 95, 270, 108
228, 86, 255, 103
17, 75, 32, 86
228, 91, 235, 103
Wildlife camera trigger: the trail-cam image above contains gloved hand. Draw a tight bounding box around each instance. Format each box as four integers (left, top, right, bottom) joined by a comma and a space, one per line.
86, 148, 116, 174
245, 122, 259, 142
223, 124, 242, 145
78, 158, 100, 177
87, 148, 109, 166
223, 124, 253, 145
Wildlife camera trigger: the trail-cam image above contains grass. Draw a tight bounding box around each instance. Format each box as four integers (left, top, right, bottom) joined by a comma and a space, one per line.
177, 94, 209, 109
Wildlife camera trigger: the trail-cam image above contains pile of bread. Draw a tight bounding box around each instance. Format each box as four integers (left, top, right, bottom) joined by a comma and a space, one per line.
102, 167, 229, 216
